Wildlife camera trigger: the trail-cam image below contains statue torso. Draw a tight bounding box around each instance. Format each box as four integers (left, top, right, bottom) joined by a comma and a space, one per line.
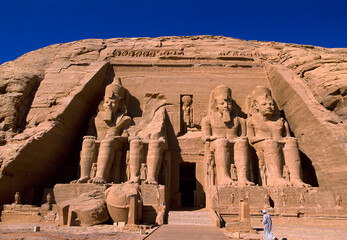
210, 112, 241, 139
250, 114, 284, 140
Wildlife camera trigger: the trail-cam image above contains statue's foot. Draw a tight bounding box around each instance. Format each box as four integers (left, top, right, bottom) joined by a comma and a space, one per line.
70, 177, 90, 184
274, 178, 289, 187
220, 179, 233, 186
143, 178, 158, 185
238, 180, 255, 186
127, 177, 140, 184
90, 177, 106, 184
291, 180, 311, 188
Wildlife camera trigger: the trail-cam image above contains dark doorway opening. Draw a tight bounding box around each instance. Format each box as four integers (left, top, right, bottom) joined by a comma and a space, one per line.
179, 163, 196, 208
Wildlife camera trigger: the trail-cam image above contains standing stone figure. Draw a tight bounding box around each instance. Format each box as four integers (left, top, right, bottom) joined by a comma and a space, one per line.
71, 78, 132, 184
247, 86, 310, 187
202, 85, 254, 186
335, 195, 343, 209
206, 152, 215, 187
283, 165, 290, 182
140, 163, 147, 181
14, 192, 21, 204
281, 191, 287, 207
230, 193, 235, 207
90, 163, 97, 179
230, 164, 238, 182
128, 93, 168, 185
126, 150, 131, 181
41, 193, 53, 211
181, 95, 194, 132
300, 193, 305, 207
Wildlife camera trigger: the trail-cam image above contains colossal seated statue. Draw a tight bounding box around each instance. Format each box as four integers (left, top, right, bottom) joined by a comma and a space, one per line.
127, 93, 169, 185
202, 85, 254, 186
246, 86, 310, 187
71, 77, 132, 184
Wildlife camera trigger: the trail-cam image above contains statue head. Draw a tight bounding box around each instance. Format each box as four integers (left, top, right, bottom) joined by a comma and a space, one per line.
211, 85, 232, 122
181, 95, 192, 107
251, 86, 275, 118
103, 77, 126, 122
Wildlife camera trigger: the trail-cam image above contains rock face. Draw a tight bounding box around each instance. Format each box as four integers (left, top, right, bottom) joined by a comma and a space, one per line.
0, 36, 346, 210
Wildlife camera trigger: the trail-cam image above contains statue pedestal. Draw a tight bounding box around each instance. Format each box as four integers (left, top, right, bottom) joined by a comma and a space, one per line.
53, 183, 112, 203
207, 185, 347, 227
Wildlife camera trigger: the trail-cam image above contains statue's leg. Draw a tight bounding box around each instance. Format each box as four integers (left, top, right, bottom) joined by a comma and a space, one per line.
283, 138, 310, 187
253, 143, 267, 186
234, 138, 254, 186
113, 141, 123, 183
145, 140, 164, 185
71, 137, 96, 183
91, 138, 116, 184
263, 139, 287, 187
128, 140, 143, 183
213, 139, 233, 186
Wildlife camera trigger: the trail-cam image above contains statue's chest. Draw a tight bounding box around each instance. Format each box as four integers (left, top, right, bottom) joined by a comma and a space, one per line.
211, 117, 239, 137
254, 119, 283, 137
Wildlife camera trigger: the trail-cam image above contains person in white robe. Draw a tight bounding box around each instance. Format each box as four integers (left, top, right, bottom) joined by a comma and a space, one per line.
262, 209, 276, 240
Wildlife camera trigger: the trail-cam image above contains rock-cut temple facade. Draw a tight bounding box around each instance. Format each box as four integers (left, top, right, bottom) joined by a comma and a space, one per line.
0, 36, 346, 227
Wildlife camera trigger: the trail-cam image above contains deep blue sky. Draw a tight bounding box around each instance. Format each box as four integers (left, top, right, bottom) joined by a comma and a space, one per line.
1, 0, 347, 65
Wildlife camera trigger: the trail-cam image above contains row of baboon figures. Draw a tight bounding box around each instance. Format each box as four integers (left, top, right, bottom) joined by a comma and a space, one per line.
71, 77, 311, 188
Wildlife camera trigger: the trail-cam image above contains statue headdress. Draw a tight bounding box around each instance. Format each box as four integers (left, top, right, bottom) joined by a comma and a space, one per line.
103, 77, 128, 114
105, 77, 125, 100
208, 85, 232, 115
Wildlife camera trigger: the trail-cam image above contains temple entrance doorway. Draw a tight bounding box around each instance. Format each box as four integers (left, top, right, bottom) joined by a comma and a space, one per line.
179, 163, 196, 208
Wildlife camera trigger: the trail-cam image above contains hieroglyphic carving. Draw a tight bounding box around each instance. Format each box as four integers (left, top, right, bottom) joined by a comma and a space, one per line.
218, 51, 260, 58
113, 49, 184, 58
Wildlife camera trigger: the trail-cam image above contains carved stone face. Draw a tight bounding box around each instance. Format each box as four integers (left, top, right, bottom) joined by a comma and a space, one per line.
257, 97, 274, 118
104, 97, 120, 114
182, 96, 192, 107
215, 96, 232, 114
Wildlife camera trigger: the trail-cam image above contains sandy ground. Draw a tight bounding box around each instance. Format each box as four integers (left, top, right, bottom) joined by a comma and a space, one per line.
225, 224, 347, 240
0, 223, 146, 240
1, 223, 347, 240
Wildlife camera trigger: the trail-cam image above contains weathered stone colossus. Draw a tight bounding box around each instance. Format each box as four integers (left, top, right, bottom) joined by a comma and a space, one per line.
247, 86, 310, 187
202, 85, 254, 186
71, 77, 132, 184
127, 93, 169, 185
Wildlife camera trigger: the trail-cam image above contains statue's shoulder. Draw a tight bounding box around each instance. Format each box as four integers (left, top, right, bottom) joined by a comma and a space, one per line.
246, 115, 255, 125
202, 115, 211, 124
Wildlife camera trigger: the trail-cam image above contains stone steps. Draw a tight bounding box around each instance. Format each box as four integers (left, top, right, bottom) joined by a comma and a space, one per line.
168, 210, 214, 226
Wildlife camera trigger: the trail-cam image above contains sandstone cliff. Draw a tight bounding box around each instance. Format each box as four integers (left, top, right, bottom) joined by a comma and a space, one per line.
0, 36, 346, 205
